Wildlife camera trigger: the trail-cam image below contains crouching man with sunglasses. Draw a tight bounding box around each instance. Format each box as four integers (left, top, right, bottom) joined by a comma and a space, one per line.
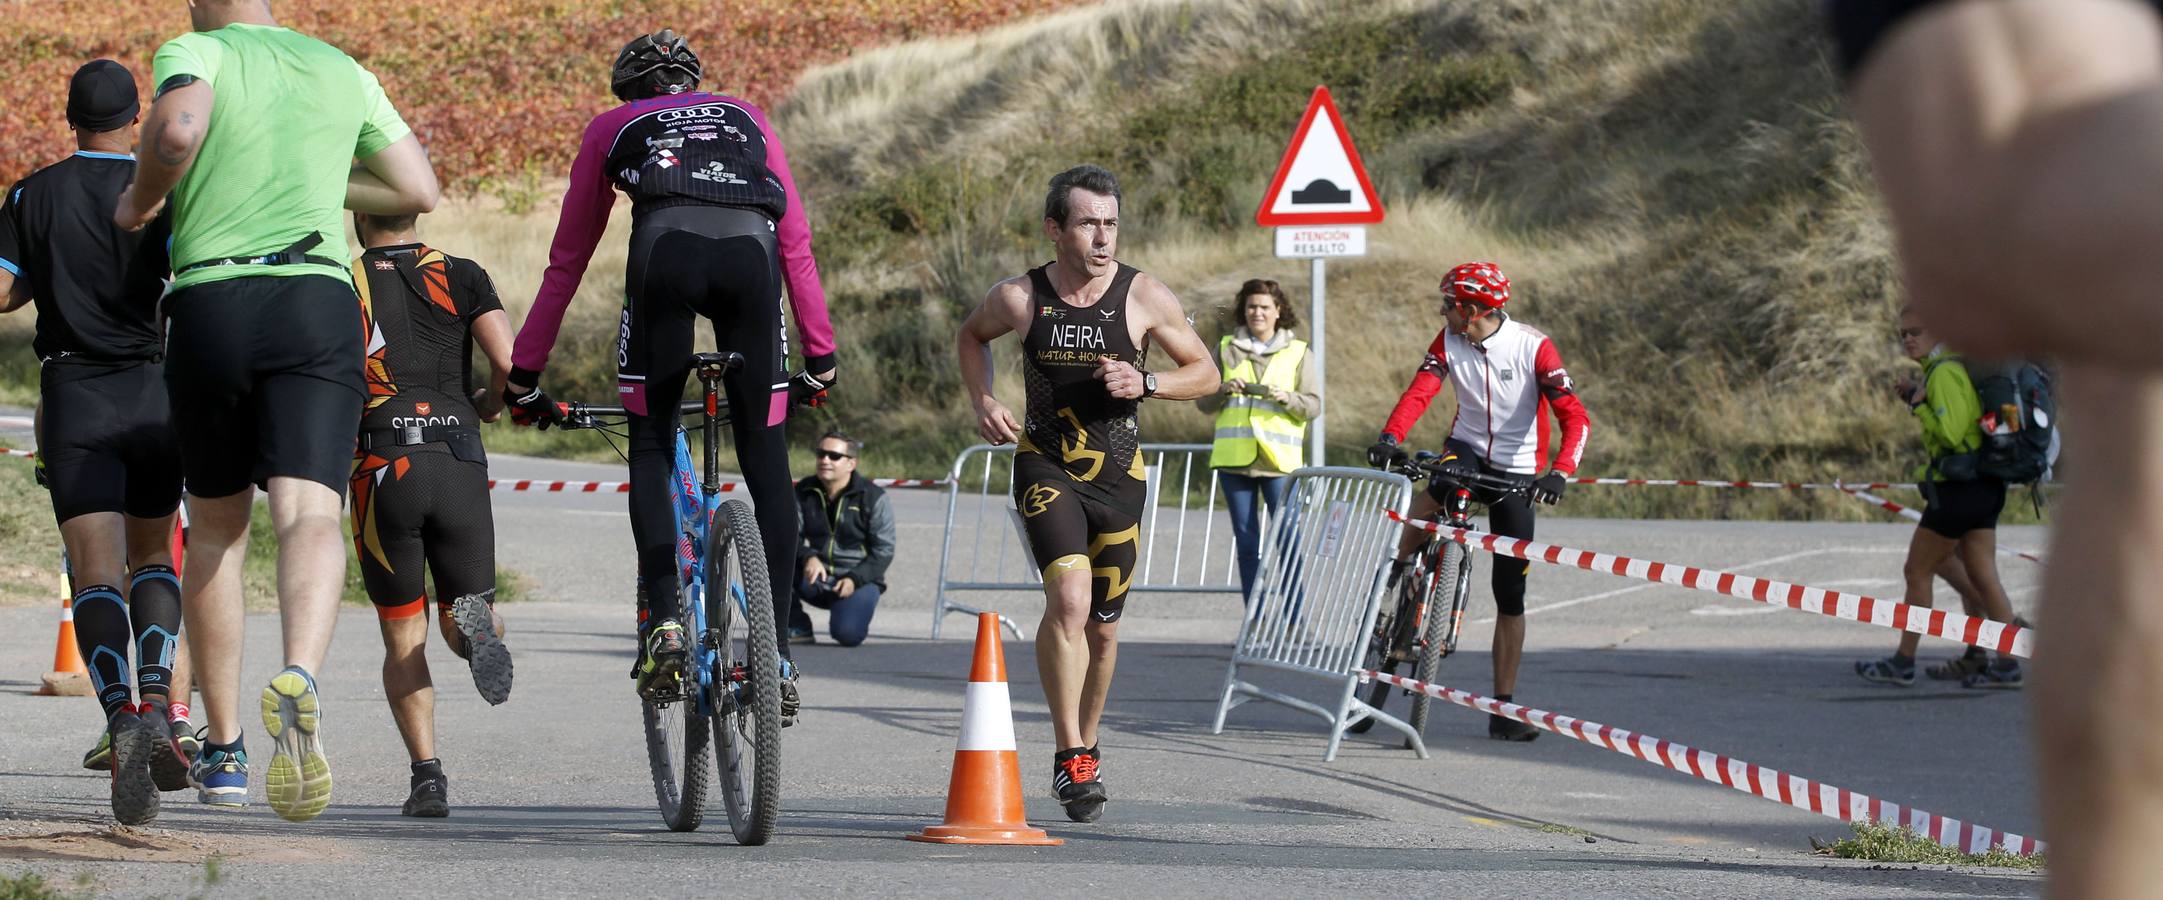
789, 431, 896, 647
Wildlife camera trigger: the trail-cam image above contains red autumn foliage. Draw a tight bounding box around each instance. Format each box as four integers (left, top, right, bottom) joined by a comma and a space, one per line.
0, 0, 1081, 190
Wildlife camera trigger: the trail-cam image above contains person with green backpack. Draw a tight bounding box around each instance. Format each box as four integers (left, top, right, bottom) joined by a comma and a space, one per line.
1855, 308, 2024, 689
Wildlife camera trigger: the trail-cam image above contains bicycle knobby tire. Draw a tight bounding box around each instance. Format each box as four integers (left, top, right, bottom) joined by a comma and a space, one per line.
711, 499, 783, 845
1407, 540, 1466, 741
644, 554, 713, 831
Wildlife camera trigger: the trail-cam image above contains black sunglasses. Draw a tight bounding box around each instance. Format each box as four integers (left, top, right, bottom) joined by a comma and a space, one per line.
815, 449, 854, 461
1896, 326, 1925, 339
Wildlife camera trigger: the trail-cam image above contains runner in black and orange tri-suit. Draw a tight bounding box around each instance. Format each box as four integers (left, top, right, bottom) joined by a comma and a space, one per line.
347, 211, 515, 818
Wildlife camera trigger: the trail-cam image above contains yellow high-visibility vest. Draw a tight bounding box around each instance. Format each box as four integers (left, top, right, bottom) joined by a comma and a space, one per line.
1210, 335, 1308, 472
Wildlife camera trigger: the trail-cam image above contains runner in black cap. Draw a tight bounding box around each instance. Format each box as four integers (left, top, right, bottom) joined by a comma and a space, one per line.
0, 59, 192, 826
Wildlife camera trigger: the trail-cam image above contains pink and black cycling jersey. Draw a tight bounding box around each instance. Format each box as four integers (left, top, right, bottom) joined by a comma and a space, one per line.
511, 91, 836, 374
1381, 313, 1590, 476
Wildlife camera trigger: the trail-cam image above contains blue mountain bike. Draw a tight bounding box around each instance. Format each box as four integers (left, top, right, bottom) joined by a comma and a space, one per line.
558, 351, 783, 845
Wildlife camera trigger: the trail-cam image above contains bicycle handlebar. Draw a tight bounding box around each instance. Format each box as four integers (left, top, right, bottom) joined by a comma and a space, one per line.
557, 400, 712, 429
1391, 450, 1533, 496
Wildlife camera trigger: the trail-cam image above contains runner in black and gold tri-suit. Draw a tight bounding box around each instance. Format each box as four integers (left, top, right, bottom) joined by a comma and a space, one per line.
956, 164, 1219, 823
1011, 260, 1149, 624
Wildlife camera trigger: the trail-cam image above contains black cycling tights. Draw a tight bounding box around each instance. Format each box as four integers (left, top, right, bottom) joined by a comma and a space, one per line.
1433, 469, 1537, 618
622, 207, 797, 659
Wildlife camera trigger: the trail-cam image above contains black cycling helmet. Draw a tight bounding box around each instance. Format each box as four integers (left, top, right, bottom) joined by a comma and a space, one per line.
611, 28, 702, 101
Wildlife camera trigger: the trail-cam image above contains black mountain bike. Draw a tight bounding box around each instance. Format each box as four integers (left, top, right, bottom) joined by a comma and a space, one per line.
556, 352, 784, 844
1352, 451, 1532, 742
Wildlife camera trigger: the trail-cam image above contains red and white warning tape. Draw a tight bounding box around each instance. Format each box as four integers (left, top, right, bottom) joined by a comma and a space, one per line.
1360, 669, 2044, 856
1836, 486, 2046, 565
490, 478, 632, 494
486, 476, 945, 494
0, 447, 32, 459
1387, 511, 2034, 657
1571, 477, 1916, 491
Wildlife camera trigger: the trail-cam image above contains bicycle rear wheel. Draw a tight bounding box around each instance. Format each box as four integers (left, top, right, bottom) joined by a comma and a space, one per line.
1407, 541, 1463, 741
710, 499, 783, 845
643, 561, 712, 831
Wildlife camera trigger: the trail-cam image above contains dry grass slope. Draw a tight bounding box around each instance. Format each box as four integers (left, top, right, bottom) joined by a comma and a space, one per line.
0, 0, 1948, 525
773, 0, 1938, 521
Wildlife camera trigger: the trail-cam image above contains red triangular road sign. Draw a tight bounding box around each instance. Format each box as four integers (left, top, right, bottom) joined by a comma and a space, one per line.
1255, 86, 1385, 226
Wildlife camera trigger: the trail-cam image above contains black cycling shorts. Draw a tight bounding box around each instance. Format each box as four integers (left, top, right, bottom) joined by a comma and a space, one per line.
1919, 478, 2006, 539
164, 274, 365, 498
617, 206, 789, 426
40, 362, 182, 523
350, 445, 496, 620
1427, 440, 1536, 618
1013, 451, 1142, 623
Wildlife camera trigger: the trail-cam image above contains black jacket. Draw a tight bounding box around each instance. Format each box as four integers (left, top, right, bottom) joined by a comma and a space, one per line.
795, 473, 896, 588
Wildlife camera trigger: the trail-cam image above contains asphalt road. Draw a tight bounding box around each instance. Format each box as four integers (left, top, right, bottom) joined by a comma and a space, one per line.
0, 447, 2049, 897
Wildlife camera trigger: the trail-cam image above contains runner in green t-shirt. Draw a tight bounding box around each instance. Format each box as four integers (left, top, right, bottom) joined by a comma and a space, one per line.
110, 0, 440, 824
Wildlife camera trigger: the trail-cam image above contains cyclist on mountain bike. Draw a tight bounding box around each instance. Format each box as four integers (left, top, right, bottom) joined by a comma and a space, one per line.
1367, 261, 1590, 742
504, 30, 834, 719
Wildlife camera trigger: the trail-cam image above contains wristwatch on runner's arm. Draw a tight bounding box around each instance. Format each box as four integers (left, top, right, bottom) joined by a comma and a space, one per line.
1141, 371, 1158, 398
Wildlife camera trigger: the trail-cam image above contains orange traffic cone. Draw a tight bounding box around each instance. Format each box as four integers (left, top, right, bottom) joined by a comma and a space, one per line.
37, 553, 90, 697
909, 612, 1062, 846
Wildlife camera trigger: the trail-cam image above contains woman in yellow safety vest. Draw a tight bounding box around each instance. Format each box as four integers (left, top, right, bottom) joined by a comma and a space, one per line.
1198, 278, 1321, 604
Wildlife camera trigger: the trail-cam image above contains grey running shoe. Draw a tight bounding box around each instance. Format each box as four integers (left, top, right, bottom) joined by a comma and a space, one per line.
1962, 660, 2025, 690
451, 594, 513, 706
1854, 656, 1916, 687
107, 706, 161, 825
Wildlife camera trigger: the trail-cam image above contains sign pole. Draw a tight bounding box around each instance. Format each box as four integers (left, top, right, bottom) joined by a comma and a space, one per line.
1309, 256, 1326, 466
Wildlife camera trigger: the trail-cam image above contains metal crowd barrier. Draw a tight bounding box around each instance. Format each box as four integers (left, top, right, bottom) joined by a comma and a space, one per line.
1211, 466, 1416, 761
931, 443, 1247, 640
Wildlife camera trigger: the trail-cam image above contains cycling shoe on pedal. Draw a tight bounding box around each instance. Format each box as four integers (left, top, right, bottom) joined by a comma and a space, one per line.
636, 620, 689, 700
779, 659, 801, 727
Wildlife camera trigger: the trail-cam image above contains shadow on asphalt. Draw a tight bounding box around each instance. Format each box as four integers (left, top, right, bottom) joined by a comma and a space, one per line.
789, 635, 2037, 846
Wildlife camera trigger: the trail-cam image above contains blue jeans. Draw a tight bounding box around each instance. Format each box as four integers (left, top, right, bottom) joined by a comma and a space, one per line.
790, 575, 881, 647
1219, 471, 1290, 605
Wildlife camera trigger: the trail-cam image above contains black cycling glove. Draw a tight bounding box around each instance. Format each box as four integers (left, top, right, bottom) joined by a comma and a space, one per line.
505, 385, 563, 430
1532, 471, 1567, 506
788, 369, 832, 410
1366, 433, 1405, 469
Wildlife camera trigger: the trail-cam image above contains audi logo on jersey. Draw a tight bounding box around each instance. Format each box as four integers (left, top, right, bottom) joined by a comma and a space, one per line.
657, 105, 733, 122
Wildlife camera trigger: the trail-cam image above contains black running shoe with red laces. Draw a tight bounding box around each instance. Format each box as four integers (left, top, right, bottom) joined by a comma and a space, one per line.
1053, 746, 1106, 822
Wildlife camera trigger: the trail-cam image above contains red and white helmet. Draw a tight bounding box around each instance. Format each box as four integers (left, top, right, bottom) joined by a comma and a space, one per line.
1441, 261, 1510, 309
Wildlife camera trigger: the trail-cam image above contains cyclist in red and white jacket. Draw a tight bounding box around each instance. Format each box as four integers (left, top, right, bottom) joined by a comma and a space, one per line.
1366, 261, 1590, 742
